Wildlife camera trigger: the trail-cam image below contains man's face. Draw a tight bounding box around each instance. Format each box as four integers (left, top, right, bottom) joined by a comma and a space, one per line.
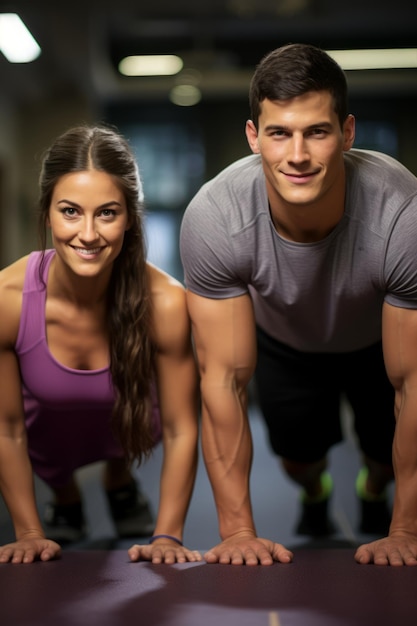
246, 91, 355, 211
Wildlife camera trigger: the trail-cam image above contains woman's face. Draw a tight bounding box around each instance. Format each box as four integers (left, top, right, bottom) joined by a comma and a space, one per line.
48, 169, 130, 279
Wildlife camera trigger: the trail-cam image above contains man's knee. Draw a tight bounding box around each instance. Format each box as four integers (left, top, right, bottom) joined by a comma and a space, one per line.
281, 457, 327, 483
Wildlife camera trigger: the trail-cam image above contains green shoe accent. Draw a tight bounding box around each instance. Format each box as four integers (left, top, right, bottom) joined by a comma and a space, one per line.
356, 467, 386, 502
300, 471, 333, 504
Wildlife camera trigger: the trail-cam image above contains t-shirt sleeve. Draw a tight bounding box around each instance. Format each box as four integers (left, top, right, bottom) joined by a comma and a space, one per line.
180, 186, 249, 299
384, 194, 417, 309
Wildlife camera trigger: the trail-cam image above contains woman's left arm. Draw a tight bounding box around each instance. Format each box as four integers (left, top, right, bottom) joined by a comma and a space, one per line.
129, 267, 201, 564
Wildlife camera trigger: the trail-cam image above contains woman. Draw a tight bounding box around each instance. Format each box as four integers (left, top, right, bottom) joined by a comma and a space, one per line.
0, 125, 201, 565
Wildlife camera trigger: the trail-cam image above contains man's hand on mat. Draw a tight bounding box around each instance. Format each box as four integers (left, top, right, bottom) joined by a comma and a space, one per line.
355, 533, 417, 566
128, 541, 202, 564
204, 532, 293, 566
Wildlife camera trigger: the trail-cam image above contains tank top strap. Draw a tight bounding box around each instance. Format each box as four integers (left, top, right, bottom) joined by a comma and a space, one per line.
15, 250, 55, 353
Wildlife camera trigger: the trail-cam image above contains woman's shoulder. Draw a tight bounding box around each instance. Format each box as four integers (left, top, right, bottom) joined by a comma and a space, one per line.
147, 263, 189, 345
147, 263, 186, 301
0, 255, 30, 345
0, 254, 30, 292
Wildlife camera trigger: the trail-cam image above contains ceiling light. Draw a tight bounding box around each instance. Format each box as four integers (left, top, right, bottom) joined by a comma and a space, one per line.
0, 13, 41, 63
327, 48, 417, 70
119, 55, 183, 76
169, 84, 202, 106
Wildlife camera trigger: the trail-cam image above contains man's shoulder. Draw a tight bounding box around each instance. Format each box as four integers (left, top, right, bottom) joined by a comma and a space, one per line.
206, 153, 262, 191
345, 148, 415, 176
345, 149, 417, 197
194, 154, 263, 214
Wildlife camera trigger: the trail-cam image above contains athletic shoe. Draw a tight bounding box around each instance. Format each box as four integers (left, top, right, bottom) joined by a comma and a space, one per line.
358, 497, 391, 536
43, 501, 87, 544
295, 498, 336, 537
106, 480, 155, 538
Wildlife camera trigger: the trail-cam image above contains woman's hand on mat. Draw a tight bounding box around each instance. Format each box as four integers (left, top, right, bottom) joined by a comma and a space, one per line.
0, 536, 62, 564
355, 533, 417, 566
204, 532, 293, 566
128, 541, 202, 564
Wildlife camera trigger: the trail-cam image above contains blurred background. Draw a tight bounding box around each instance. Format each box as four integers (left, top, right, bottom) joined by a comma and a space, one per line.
0, 0, 414, 551
1, 0, 416, 275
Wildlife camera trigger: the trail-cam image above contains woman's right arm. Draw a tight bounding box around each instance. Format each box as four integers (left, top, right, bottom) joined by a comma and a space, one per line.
0, 261, 61, 563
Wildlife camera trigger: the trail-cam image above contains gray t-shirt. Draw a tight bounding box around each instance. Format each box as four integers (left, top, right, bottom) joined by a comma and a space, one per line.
180, 149, 417, 353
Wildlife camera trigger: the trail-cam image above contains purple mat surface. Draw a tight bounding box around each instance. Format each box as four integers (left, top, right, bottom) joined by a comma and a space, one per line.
1, 549, 416, 626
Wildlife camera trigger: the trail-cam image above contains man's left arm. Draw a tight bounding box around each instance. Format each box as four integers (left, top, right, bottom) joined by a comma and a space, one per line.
355, 302, 417, 565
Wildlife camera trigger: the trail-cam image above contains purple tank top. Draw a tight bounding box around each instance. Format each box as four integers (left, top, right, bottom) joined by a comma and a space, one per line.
15, 250, 160, 487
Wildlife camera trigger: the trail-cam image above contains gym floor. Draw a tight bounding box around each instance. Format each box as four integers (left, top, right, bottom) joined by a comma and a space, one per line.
0, 399, 392, 553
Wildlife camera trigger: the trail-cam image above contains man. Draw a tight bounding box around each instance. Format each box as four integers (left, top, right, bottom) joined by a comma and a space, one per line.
180, 43, 417, 566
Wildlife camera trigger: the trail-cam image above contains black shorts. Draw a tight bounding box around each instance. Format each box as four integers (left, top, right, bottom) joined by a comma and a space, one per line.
254, 326, 395, 466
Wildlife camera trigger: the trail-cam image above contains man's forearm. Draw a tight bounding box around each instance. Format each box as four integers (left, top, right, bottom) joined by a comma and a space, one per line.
390, 426, 417, 537
200, 398, 257, 540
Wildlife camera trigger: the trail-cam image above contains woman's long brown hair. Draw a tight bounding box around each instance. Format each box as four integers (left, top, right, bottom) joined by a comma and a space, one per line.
37, 124, 155, 465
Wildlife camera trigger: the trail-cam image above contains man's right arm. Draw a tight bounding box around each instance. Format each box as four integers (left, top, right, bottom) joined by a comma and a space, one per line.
186, 290, 293, 565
